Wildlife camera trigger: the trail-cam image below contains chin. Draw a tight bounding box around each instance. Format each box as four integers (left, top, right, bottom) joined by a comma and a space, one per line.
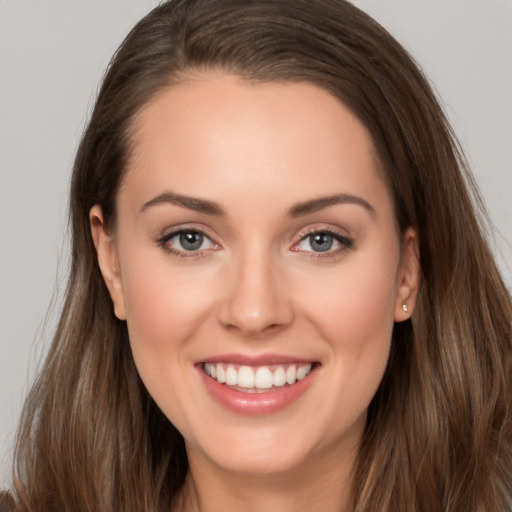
185, 415, 355, 478
202, 441, 315, 476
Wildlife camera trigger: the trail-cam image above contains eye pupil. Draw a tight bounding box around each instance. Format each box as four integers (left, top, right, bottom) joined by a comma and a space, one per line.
179, 231, 203, 251
310, 233, 333, 252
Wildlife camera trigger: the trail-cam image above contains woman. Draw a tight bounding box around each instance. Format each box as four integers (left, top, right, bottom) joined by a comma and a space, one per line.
2, 0, 511, 510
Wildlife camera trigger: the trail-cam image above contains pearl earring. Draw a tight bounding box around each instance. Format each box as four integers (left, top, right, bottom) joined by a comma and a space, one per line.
402, 304, 408, 312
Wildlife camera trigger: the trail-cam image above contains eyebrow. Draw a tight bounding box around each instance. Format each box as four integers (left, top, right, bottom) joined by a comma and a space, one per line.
140, 191, 375, 218
286, 194, 375, 217
140, 192, 225, 216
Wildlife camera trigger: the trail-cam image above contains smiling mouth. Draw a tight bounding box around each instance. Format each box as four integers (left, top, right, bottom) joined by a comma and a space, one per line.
202, 362, 315, 393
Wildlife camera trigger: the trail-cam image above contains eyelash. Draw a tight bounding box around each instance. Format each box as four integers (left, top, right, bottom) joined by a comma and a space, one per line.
156, 228, 219, 259
292, 227, 354, 258
156, 227, 354, 259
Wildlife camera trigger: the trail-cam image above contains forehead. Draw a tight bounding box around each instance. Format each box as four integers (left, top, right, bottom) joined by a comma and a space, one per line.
121, 72, 392, 217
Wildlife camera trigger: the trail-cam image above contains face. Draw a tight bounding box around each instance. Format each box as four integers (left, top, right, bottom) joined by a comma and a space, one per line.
91, 72, 419, 479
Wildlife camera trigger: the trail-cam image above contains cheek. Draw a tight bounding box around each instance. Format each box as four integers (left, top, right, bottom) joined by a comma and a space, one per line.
294, 247, 399, 411
303, 258, 398, 428
125, 272, 196, 338
119, 252, 216, 376
119, 258, 220, 431
299, 254, 398, 344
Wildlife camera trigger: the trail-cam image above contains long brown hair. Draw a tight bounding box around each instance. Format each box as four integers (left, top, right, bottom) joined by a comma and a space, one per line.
4, 1, 511, 510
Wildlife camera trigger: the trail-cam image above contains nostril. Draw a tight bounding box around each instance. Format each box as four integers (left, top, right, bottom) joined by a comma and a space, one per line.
222, 321, 285, 339
216, 264, 295, 336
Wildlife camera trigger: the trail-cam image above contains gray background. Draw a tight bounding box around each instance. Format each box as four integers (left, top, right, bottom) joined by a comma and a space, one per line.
1, 0, 511, 487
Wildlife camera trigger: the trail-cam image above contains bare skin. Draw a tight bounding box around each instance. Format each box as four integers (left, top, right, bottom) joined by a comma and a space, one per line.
91, 72, 420, 511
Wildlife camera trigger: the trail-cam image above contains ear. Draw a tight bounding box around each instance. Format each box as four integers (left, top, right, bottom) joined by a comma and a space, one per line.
90, 205, 127, 320
394, 227, 420, 322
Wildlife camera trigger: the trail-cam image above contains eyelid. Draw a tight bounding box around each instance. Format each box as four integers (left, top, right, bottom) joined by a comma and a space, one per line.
291, 225, 354, 256
154, 223, 353, 258
156, 225, 221, 257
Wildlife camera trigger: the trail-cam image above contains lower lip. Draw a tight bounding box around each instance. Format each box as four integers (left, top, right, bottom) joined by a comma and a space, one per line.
198, 365, 318, 415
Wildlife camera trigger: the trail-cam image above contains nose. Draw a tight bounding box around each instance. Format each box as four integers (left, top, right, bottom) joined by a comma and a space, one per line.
217, 249, 294, 339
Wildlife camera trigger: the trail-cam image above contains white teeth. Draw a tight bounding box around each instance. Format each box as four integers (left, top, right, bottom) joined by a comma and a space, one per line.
204, 362, 313, 389
273, 366, 287, 387
297, 364, 312, 380
226, 365, 237, 385
255, 367, 273, 389
286, 365, 296, 385
238, 366, 255, 388
217, 365, 226, 383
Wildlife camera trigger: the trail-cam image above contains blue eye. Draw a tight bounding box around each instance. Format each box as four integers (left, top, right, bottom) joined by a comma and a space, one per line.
178, 231, 205, 251
294, 230, 352, 254
308, 233, 334, 252
158, 229, 218, 255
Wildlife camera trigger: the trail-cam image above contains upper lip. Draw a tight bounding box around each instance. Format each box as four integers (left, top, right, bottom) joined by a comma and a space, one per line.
198, 353, 318, 366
